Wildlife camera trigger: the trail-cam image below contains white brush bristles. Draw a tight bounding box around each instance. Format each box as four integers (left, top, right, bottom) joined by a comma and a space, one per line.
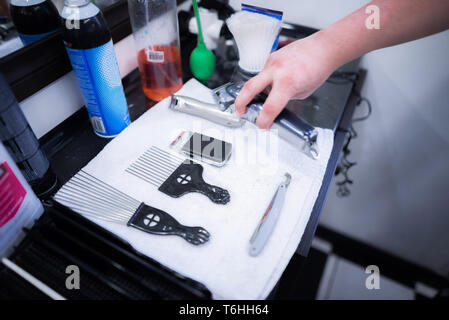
227, 11, 281, 73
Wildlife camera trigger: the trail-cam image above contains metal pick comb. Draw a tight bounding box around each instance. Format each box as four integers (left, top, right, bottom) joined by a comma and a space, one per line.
53, 170, 210, 245
126, 146, 230, 204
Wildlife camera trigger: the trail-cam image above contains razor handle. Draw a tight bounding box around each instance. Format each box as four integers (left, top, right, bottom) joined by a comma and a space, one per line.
169, 95, 245, 128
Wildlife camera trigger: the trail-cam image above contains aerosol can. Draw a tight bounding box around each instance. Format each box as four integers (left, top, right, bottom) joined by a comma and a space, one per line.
60, 0, 130, 138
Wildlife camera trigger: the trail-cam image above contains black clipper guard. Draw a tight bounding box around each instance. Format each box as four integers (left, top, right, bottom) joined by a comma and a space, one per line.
158, 160, 230, 204
127, 204, 210, 245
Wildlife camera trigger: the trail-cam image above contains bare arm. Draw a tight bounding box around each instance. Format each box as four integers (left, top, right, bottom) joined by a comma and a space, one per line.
235, 0, 449, 129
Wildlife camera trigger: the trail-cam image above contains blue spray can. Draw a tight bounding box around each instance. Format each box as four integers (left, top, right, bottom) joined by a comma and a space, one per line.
60, 0, 130, 138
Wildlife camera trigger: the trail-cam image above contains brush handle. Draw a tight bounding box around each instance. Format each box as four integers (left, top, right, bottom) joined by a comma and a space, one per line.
192, 0, 205, 45
127, 204, 210, 245
158, 160, 231, 204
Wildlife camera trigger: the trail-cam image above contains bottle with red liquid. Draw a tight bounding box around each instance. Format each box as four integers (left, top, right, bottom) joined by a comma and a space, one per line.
128, 0, 183, 102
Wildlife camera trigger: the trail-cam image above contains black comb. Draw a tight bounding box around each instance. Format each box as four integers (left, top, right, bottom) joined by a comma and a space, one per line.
53, 170, 210, 245
126, 146, 230, 204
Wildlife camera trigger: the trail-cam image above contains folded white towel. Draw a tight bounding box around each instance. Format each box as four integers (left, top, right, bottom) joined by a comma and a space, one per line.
73, 79, 333, 299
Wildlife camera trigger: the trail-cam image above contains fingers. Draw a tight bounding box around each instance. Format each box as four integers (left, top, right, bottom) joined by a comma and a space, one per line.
256, 85, 291, 129
234, 71, 272, 116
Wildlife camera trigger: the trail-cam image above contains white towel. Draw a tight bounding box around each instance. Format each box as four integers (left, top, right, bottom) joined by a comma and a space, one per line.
75, 79, 333, 299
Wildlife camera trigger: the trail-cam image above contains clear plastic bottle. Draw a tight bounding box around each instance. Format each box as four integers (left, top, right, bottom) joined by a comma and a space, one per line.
128, 0, 183, 101
0, 141, 44, 258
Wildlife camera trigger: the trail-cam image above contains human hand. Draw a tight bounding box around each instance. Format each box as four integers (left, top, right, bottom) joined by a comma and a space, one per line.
234, 33, 340, 129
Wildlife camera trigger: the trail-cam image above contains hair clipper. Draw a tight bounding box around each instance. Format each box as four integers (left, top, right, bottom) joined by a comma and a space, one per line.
169, 82, 319, 159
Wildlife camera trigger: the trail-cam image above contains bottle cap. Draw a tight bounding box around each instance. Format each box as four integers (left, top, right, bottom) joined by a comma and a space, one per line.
64, 0, 90, 7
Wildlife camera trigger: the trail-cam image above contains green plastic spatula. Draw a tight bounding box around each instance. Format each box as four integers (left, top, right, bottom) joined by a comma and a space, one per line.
190, 0, 215, 82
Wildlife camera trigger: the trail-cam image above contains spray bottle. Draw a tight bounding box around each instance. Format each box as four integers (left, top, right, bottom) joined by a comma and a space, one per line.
128, 0, 183, 101
60, 0, 130, 138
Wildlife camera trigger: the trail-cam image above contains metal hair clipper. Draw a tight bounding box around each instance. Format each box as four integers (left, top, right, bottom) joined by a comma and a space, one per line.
169, 82, 319, 159
169, 95, 245, 128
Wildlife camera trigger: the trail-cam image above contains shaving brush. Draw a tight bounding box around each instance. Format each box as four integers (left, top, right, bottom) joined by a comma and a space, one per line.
226, 10, 281, 74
